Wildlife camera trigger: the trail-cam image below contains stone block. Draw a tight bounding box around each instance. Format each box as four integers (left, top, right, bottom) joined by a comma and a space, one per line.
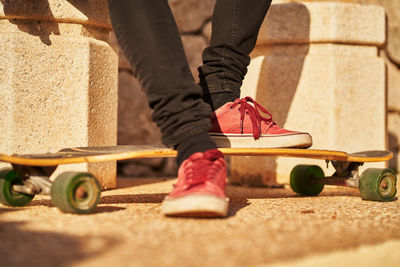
169, 0, 215, 33
230, 2, 387, 186
289, 0, 400, 65
0, 0, 111, 28
232, 44, 386, 185
388, 112, 400, 172
202, 21, 212, 43
385, 51, 400, 112
0, 1, 118, 189
118, 72, 160, 145
257, 2, 385, 46
181, 35, 208, 82
109, 32, 131, 72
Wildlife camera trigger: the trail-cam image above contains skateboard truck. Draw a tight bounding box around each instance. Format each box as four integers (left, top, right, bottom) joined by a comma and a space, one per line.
312, 160, 364, 188
11, 164, 56, 195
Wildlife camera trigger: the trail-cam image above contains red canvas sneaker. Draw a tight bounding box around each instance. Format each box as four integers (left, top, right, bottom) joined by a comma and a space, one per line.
161, 149, 228, 217
209, 97, 312, 148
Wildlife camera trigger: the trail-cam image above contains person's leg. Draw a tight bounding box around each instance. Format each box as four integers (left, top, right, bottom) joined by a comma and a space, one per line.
199, 0, 272, 110
108, 0, 228, 217
108, 0, 215, 164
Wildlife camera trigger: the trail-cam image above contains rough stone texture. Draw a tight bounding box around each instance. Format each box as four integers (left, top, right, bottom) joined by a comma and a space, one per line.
379, 1, 400, 176
293, 0, 400, 65
169, 0, 215, 33
386, 51, 400, 111
231, 3, 386, 186
109, 32, 130, 71
1, 177, 400, 266
117, 72, 160, 146
383, 1, 400, 66
367, 0, 400, 66
0, 1, 118, 189
257, 2, 385, 46
279, 0, 400, 183
202, 21, 212, 43
386, 50, 400, 171
388, 113, 400, 173
0, 0, 111, 28
181, 34, 208, 82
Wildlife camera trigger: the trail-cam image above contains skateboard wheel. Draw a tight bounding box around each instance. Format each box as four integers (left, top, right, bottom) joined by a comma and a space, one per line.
290, 165, 325, 196
0, 168, 34, 207
359, 168, 397, 202
51, 172, 101, 214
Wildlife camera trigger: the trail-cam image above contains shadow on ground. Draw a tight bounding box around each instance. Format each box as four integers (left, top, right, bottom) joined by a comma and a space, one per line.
102, 178, 363, 217
25, 177, 363, 218
28, 199, 126, 214
100, 193, 167, 205
0, 208, 117, 267
1, 178, 400, 267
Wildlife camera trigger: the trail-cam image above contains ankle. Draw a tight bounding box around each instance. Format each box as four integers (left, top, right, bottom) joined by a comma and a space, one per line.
175, 132, 217, 167
204, 92, 237, 111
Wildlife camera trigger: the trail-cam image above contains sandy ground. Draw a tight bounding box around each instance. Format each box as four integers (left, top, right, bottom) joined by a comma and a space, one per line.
1, 177, 400, 267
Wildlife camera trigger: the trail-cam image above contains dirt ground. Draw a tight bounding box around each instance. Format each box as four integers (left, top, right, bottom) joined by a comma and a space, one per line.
1, 177, 400, 267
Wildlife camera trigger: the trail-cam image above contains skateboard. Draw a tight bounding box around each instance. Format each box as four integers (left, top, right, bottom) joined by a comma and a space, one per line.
0, 145, 396, 214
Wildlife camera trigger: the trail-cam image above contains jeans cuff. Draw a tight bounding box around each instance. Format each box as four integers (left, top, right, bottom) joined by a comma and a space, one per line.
162, 120, 212, 147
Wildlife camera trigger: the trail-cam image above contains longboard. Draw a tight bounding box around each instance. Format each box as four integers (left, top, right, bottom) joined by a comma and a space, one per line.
0, 145, 393, 166
0, 145, 396, 214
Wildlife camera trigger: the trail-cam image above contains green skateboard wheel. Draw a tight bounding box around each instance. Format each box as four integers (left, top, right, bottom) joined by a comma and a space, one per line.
0, 168, 34, 207
51, 172, 101, 214
359, 168, 397, 202
290, 165, 325, 196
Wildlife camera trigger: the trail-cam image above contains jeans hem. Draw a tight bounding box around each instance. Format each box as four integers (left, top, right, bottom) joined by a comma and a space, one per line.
201, 82, 241, 96
162, 121, 212, 147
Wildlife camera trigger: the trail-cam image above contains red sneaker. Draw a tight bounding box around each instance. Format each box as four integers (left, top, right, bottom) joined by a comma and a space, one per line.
161, 149, 228, 217
209, 97, 312, 148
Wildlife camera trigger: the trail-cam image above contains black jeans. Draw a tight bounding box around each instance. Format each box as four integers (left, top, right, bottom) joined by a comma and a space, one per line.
108, 0, 271, 147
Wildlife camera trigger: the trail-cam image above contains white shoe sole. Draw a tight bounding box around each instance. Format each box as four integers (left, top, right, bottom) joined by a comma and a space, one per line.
210, 132, 312, 148
161, 194, 229, 218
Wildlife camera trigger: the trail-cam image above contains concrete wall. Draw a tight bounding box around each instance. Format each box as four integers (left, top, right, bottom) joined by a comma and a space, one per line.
231, 2, 387, 185
0, 0, 118, 189
290, 0, 400, 176
229, 0, 400, 186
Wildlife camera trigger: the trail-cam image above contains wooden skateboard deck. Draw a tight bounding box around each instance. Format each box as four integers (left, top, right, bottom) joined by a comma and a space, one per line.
0, 145, 392, 166
0, 145, 395, 214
